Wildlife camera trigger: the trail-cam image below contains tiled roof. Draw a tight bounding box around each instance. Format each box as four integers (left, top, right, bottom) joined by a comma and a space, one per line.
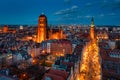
42, 73, 65, 80
62, 62, 74, 68
48, 69, 68, 80
102, 69, 120, 79
109, 49, 120, 54
100, 48, 120, 62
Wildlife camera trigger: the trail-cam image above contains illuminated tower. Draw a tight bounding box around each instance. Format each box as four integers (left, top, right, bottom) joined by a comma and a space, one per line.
37, 14, 47, 43
90, 17, 95, 40
3, 25, 9, 33
49, 27, 53, 39
59, 27, 63, 39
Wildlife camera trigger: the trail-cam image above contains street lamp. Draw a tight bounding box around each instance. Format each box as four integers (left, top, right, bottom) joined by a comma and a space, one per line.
42, 50, 45, 54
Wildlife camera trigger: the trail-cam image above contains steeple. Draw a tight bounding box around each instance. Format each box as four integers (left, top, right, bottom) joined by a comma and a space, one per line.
90, 17, 95, 40
91, 17, 94, 28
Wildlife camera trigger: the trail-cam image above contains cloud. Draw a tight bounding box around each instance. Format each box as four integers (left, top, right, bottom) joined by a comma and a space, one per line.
77, 16, 82, 18
101, 0, 120, 11
100, 14, 104, 17
54, 5, 80, 23
107, 13, 116, 16
103, 0, 108, 3
77, 15, 93, 18
64, 0, 70, 3
85, 15, 92, 18
98, 12, 116, 17
55, 5, 78, 15
85, 3, 92, 6
71, 5, 78, 9
111, 1, 120, 10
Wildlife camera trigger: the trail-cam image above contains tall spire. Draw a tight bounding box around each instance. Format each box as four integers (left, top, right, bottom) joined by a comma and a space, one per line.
91, 17, 94, 27
91, 17, 94, 25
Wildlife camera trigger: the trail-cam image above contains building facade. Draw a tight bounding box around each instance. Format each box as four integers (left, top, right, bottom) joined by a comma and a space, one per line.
36, 14, 65, 43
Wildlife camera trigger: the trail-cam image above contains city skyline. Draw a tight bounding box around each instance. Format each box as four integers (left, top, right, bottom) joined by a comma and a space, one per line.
0, 0, 120, 25
0, 8, 120, 79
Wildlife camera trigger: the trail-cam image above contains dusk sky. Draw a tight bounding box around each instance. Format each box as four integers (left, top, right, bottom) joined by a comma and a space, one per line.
0, 0, 120, 25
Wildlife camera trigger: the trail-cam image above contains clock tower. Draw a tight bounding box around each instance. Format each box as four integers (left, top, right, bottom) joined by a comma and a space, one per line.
90, 17, 95, 40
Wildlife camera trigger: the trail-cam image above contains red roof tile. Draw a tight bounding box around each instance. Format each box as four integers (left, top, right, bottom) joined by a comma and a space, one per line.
101, 48, 120, 62
42, 73, 65, 80
48, 69, 68, 80
62, 62, 74, 68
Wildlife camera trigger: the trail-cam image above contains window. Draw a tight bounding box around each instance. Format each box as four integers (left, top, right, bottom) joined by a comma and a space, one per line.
45, 77, 52, 80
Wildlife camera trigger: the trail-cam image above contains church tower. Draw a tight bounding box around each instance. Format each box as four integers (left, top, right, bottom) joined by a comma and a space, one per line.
60, 27, 63, 39
37, 13, 47, 43
3, 25, 9, 33
90, 17, 95, 40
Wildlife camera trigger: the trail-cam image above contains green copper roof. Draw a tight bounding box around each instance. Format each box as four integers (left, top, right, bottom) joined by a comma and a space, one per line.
91, 17, 94, 25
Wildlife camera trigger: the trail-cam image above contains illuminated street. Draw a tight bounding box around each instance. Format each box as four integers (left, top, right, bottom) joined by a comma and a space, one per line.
77, 17, 101, 80
78, 40, 101, 80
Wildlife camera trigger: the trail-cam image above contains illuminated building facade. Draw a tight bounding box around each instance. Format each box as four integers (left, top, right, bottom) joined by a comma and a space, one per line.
37, 14, 47, 43
36, 14, 65, 43
49, 28, 64, 40
2, 25, 16, 33
3, 25, 9, 33
45, 39, 72, 55
50, 40, 72, 55
97, 31, 108, 40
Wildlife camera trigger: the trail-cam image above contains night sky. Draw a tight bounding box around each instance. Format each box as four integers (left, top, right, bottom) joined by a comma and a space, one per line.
0, 0, 120, 25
